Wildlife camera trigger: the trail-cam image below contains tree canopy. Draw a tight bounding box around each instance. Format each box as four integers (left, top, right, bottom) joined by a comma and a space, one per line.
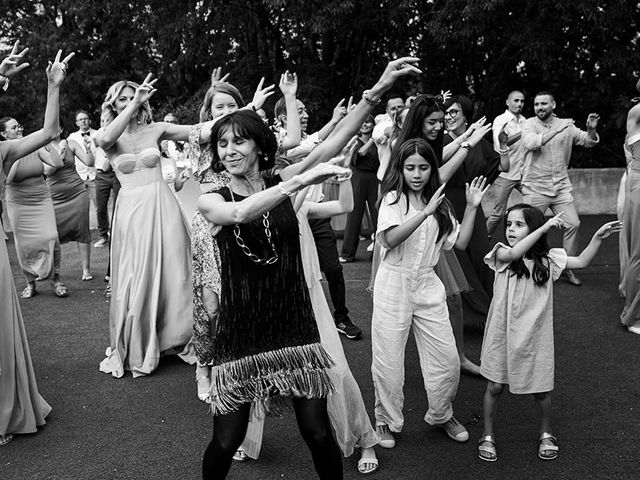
1, 0, 638, 167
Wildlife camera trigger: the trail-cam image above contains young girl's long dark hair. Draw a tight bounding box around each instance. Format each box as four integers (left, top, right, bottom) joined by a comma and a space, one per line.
505, 203, 551, 285
379, 138, 453, 242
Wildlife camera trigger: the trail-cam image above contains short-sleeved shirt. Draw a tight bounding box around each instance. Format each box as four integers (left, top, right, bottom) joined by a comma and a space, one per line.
480, 243, 567, 394
376, 191, 459, 275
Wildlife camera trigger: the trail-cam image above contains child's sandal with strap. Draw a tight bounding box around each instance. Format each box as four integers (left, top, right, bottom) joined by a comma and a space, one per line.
538, 432, 558, 460
478, 435, 497, 462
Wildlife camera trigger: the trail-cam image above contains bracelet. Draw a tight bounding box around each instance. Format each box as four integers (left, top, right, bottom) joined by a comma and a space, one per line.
277, 182, 296, 197
460, 141, 471, 151
362, 90, 381, 107
498, 147, 509, 155
0, 74, 9, 92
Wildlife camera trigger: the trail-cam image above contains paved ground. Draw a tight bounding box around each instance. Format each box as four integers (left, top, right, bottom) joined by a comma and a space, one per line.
1, 215, 639, 480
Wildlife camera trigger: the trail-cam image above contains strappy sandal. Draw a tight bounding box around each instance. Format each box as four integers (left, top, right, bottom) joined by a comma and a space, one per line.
538, 432, 558, 460
0, 434, 13, 446
196, 374, 211, 403
478, 435, 497, 462
357, 455, 379, 474
53, 282, 68, 297
232, 448, 248, 462
20, 284, 37, 299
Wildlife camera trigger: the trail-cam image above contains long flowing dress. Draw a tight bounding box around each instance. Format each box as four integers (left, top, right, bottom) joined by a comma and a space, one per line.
99, 147, 195, 378
46, 148, 91, 244
5, 153, 60, 282
621, 133, 640, 329
238, 203, 379, 458
0, 165, 51, 438
207, 178, 334, 415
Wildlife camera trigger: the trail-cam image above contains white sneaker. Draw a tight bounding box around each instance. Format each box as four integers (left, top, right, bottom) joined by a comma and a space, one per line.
442, 416, 469, 442
376, 423, 396, 448
94, 236, 109, 247
366, 241, 374, 252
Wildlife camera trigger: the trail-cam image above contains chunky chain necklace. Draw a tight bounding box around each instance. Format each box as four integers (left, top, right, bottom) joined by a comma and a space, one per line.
228, 179, 279, 265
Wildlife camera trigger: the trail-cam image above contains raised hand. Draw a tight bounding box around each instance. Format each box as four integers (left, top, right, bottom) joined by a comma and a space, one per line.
251, 77, 275, 110
586, 113, 600, 130
46, 49, 75, 87
467, 122, 492, 147
278, 71, 298, 98
594, 220, 622, 240
210, 66, 230, 84
133, 73, 158, 105
299, 162, 351, 186
179, 168, 191, 181
346, 96, 355, 113
0, 40, 29, 78
465, 176, 489, 207
331, 98, 347, 122
463, 116, 487, 140
374, 57, 422, 93
440, 89, 452, 104
544, 212, 566, 231
423, 182, 447, 217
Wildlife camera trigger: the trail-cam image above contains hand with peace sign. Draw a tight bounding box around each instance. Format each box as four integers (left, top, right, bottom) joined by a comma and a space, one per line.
0, 40, 30, 78
372, 57, 422, 95
133, 73, 158, 106
46, 49, 75, 87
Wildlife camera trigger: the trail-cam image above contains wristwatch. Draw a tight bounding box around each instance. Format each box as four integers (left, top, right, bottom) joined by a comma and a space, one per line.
460, 141, 471, 150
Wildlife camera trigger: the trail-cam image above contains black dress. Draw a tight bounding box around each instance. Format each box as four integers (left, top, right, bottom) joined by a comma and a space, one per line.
443, 134, 500, 320
208, 176, 334, 415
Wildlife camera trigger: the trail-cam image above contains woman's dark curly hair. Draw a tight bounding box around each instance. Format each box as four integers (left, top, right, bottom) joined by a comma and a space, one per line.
505, 203, 551, 285
208, 110, 278, 173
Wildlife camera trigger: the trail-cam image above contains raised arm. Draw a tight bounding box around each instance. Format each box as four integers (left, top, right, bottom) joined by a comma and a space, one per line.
280, 57, 422, 181
69, 139, 94, 167
2, 50, 73, 168
306, 177, 354, 219
521, 119, 573, 151
197, 162, 350, 225
439, 122, 492, 182
277, 72, 301, 151
566, 221, 622, 269
95, 73, 157, 150
495, 212, 565, 263
454, 177, 489, 249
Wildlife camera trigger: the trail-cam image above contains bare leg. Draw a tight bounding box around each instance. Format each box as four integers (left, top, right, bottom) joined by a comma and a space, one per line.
533, 391, 552, 434
447, 294, 480, 375
479, 381, 504, 461
78, 242, 91, 277
196, 287, 220, 401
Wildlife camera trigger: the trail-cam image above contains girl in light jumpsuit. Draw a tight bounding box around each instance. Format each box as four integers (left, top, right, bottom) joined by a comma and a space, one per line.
371, 138, 488, 447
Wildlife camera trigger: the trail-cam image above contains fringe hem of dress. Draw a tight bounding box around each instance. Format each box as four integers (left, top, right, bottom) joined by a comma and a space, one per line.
208, 342, 335, 415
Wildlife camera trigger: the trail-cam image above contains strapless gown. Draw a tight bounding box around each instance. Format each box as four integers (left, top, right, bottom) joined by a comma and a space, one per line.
0, 166, 51, 438
99, 148, 195, 378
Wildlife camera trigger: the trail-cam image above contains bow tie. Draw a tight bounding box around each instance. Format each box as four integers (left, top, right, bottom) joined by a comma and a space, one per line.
81, 132, 91, 137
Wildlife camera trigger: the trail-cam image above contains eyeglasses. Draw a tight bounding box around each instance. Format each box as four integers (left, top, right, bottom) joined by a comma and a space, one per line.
445, 109, 461, 119
76, 117, 90, 122
7, 124, 23, 131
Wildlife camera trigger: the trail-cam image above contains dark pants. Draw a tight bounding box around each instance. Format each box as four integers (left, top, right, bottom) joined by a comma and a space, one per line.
340, 169, 378, 260
309, 217, 350, 323
96, 170, 121, 239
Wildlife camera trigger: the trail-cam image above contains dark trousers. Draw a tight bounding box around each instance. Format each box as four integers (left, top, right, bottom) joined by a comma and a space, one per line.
309, 217, 350, 323
340, 169, 378, 260
96, 170, 121, 238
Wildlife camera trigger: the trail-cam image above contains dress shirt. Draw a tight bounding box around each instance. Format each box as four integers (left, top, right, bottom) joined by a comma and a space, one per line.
492, 110, 527, 181
68, 128, 97, 180
520, 116, 598, 196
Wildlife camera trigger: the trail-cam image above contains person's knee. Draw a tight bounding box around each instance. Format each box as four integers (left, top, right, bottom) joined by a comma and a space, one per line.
208, 431, 244, 457
565, 216, 580, 231
299, 422, 334, 449
487, 381, 505, 396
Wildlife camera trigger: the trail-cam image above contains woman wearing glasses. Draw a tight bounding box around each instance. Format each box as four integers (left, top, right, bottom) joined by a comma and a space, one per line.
1, 116, 69, 298
442, 95, 509, 328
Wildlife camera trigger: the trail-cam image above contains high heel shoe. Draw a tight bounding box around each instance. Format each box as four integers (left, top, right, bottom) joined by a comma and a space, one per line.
196, 374, 212, 403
